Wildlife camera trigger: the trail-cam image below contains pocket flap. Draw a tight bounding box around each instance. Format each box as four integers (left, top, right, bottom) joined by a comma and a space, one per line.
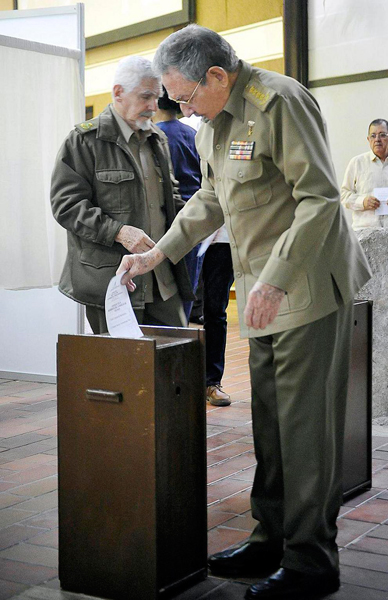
96, 170, 134, 184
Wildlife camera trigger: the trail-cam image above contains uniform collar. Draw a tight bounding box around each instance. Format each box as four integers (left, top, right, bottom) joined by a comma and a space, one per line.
222, 60, 253, 122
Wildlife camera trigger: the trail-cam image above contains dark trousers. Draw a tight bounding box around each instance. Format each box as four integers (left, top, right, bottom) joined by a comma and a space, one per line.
248, 299, 354, 575
202, 244, 234, 386
183, 244, 204, 322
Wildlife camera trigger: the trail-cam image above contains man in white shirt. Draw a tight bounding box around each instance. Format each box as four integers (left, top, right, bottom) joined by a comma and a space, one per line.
341, 118, 388, 230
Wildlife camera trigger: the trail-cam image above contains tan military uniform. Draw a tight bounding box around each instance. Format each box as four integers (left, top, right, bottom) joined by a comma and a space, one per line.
157, 61, 371, 576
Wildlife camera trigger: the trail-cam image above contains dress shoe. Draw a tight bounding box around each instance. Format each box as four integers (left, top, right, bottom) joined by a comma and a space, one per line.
245, 567, 340, 599
208, 542, 283, 577
206, 384, 231, 406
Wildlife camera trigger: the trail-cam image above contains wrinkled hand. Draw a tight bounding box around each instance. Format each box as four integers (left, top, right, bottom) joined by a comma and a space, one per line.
115, 225, 155, 253
363, 196, 380, 211
116, 247, 166, 291
244, 282, 285, 330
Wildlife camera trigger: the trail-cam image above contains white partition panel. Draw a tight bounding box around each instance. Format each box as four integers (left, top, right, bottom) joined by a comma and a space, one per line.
0, 7, 84, 382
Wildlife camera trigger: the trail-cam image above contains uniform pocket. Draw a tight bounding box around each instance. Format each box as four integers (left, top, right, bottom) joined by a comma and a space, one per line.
95, 169, 135, 213
249, 253, 312, 315
228, 158, 272, 211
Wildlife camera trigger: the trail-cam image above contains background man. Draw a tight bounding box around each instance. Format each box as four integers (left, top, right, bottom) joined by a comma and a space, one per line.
51, 56, 192, 333
341, 118, 388, 230
154, 88, 203, 322
156, 93, 233, 406
118, 25, 371, 600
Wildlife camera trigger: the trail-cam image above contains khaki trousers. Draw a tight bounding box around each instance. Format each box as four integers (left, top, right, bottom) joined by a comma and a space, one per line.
248, 299, 353, 576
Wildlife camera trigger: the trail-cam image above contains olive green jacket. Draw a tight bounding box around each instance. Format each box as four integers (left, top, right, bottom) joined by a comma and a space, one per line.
51, 105, 193, 309
157, 61, 371, 337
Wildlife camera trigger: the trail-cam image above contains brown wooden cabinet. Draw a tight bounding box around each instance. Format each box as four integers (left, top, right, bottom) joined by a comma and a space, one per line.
57, 326, 207, 600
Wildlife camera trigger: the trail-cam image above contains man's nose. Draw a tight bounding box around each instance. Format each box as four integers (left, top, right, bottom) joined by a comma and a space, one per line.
181, 105, 194, 117
149, 98, 158, 111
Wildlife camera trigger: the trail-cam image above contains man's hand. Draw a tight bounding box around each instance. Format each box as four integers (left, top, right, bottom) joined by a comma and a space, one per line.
244, 282, 285, 330
363, 196, 380, 211
115, 225, 155, 253
116, 247, 166, 290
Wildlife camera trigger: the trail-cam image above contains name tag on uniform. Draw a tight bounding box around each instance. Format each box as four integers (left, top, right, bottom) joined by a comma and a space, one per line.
229, 140, 255, 160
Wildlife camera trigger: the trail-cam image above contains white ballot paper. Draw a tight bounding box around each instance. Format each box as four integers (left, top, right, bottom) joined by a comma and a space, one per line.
373, 187, 388, 215
105, 273, 143, 339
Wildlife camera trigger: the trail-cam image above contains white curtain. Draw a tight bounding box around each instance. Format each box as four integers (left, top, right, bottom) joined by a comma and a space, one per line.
0, 35, 84, 289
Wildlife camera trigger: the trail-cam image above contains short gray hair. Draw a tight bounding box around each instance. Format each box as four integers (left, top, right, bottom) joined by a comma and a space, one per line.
369, 118, 388, 133
112, 55, 161, 94
153, 24, 239, 82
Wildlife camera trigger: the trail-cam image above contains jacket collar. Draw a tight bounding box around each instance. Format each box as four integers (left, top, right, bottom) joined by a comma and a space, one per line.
96, 104, 164, 144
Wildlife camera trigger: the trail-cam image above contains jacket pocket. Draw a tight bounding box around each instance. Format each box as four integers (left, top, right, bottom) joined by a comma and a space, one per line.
80, 243, 121, 268
228, 158, 272, 211
95, 169, 135, 213
249, 253, 312, 315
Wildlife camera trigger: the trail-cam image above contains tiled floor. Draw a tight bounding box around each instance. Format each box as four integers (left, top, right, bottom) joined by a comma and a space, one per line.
0, 300, 388, 599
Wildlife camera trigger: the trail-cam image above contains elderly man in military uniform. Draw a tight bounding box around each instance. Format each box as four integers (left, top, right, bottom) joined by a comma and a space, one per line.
51, 55, 192, 333
117, 25, 370, 600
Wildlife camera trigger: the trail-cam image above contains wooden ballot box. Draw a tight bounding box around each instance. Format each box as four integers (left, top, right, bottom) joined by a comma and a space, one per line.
57, 326, 207, 600
343, 300, 372, 499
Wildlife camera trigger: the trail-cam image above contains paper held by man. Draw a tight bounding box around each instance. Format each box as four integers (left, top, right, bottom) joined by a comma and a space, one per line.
373, 187, 388, 215
105, 273, 143, 339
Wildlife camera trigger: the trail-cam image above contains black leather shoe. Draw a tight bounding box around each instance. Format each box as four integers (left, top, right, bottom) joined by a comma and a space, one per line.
208, 542, 283, 577
245, 567, 340, 599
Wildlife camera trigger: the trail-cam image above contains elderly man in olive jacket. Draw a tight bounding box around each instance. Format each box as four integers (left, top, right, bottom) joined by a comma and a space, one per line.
51, 55, 192, 333
117, 26, 371, 600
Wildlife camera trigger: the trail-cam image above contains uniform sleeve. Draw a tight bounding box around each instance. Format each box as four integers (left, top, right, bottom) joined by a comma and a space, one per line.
340, 157, 367, 211
50, 131, 123, 246
156, 158, 224, 263
258, 89, 343, 291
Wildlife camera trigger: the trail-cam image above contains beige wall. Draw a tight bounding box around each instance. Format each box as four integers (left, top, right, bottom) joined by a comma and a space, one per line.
86, 0, 284, 117
0, 0, 284, 117
0, 1, 14, 10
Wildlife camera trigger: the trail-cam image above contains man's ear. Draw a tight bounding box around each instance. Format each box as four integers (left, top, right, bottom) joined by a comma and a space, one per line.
113, 84, 124, 101
207, 66, 229, 88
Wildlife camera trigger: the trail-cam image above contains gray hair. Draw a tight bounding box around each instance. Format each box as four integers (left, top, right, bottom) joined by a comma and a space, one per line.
369, 119, 388, 133
153, 24, 239, 82
112, 55, 161, 94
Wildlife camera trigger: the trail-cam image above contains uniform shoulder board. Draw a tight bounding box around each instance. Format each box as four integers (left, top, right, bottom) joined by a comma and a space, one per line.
75, 117, 99, 134
243, 78, 277, 112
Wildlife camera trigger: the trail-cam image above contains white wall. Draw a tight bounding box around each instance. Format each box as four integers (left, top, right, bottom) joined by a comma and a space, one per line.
308, 0, 388, 187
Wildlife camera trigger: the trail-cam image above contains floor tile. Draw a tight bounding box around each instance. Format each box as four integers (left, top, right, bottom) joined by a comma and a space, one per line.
0, 558, 57, 585
0, 579, 28, 600
0, 544, 58, 569
340, 548, 388, 572
343, 499, 388, 523
0, 525, 48, 552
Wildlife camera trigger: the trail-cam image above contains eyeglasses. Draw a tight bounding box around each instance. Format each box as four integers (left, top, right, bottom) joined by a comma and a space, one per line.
168, 77, 203, 105
369, 133, 388, 139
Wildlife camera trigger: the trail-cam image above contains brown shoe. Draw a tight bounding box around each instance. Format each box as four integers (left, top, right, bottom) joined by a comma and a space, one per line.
206, 384, 231, 406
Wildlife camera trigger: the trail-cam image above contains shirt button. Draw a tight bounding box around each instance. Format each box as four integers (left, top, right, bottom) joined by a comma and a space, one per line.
217, 176, 221, 181
150, 203, 154, 208
216, 144, 221, 150
235, 271, 242, 278
238, 171, 243, 178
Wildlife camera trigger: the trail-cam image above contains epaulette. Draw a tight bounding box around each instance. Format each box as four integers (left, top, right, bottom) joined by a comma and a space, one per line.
243, 78, 277, 112
75, 117, 99, 134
